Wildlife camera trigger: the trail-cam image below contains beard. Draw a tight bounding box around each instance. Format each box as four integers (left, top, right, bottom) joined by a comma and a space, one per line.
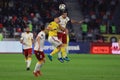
26, 31, 30, 33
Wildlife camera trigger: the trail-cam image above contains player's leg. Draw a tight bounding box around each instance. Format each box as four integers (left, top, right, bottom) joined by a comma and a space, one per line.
57, 52, 64, 63
48, 37, 62, 61
23, 49, 28, 60
26, 48, 32, 70
57, 32, 64, 63
48, 36, 68, 61
33, 51, 45, 77
23, 49, 29, 70
61, 34, 70, 61
66, 34, 70, 54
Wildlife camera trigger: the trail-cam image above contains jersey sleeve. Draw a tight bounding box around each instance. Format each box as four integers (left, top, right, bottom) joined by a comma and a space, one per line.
31, 33, 33, 39
66, 17, 70, 22
20, 33, 24, 40
38, 32, 44, 39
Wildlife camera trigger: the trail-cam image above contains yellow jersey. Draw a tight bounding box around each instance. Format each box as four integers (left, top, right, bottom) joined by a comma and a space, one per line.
48, 21, 59, 37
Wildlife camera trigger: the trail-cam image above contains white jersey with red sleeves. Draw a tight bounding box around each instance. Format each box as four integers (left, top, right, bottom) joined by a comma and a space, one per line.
59, 16, 70, 28
34, 31, 45, 51
21, 32, 33, 49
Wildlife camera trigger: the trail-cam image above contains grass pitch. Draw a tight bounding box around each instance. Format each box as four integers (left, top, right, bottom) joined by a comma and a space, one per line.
0, 54, 120, 80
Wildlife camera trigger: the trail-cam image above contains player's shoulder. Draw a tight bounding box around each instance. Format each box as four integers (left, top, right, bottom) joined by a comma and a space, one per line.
59, 16, 62, 19
21, 32, 25, 35
49, 21, 55, 25
49, 21, 58, 26
30, 32, 33, 35
28, 32, 33, 36
65, 16, 70, 20
38, 31, 45, 36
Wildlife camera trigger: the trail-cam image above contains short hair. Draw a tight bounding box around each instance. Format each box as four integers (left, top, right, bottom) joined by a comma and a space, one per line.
40, 26, 45, 31
53, 15, 59, 19
61, 11, 68, 15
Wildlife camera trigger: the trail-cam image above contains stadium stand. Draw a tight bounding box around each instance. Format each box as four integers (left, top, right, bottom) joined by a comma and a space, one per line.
78, 0, 119, 42
0, 0, 119, 42
0, 0, 66, 40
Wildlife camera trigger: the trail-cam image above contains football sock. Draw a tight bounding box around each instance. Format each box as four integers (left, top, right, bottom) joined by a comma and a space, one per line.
34, 62, 40, 72
64, 44, 68, 54
34, 61, 43, 72
50, 48, 60, 56
58, 52, 62, 58
61, 47, 67, 58
67, 35, 69, 54
27, 57, 31, 68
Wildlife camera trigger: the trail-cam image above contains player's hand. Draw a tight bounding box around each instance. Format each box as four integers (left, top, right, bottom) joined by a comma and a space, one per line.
78, 20, 84, 24
21, 42, 26, 45
63, 28, 68, 35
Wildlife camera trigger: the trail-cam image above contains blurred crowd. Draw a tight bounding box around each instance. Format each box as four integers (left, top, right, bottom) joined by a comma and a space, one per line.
0, 0, 119, 42
78, 0, 119, 42
0, 0, 64, 39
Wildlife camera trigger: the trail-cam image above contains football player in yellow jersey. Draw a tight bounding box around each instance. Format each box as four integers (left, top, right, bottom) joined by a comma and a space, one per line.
47, 16, 70, 61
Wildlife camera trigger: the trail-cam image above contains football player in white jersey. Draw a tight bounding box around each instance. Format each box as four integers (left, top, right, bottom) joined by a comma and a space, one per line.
20, 27, 33, 70
57, 11, 84, 63
33, 27, 46, 77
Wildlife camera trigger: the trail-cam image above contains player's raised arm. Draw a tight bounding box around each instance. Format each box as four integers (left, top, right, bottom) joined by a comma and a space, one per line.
71, 19, 84, 24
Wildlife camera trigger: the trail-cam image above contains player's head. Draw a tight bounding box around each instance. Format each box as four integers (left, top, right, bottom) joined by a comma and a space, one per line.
25, 27, 30, 33
40, 26, 45, 31
61, 11, 68, 18
53, 16, 60, 23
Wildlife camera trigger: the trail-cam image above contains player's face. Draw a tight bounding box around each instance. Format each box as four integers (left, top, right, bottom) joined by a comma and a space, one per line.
62, 13, 67, 18
26, 27, 30, 33
54, 17, 60, 23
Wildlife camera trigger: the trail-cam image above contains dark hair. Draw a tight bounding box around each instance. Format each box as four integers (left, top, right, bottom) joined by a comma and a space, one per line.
61, 10, 68, 15
40, 26, 45, 31
53, 15, 59, 19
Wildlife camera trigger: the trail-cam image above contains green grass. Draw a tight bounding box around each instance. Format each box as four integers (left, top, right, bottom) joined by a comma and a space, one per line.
0, 54, 120, 80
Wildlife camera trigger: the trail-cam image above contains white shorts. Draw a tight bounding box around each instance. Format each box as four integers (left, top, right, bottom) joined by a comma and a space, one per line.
48, 36, 62, 47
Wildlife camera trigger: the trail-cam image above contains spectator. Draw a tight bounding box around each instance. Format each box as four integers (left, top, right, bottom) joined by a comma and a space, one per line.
99, 23, 107, 34
109, 23, 116, 34
81, 22, 88, 41
0, 32, 3, 41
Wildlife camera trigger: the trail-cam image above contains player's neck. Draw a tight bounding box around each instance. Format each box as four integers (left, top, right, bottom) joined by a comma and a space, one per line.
26, 32, 30, 34
54, 21, 58, 24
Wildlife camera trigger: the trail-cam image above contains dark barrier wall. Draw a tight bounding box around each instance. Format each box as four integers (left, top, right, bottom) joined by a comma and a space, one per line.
43, 41, 90, 54
1, 41, 119, 54
69, 42, 90, 54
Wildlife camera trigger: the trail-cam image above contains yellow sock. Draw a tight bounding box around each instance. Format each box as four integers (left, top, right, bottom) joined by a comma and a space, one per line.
67, 35, 69, 43
64, 44, 67, 48
25, 57, 31, 62
38, 61, 43, 64
50, 48, 60, 56
26, 57, 32, 68
28, 57, 32, 60
61, 47, 67, 58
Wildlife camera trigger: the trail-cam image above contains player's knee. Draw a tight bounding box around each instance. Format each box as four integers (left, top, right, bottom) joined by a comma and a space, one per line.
28, 54, 32, 58
56, 45, 62, 50
43, 58, 46, 63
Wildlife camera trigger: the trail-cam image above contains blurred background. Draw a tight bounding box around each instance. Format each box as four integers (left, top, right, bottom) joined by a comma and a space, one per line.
0, 0, 120, 42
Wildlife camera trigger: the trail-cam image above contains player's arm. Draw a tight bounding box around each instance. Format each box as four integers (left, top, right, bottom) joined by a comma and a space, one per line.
36, 36, 40, 51
20, 33, 25, 45
71, 19, 84, 24
46, 24, 53, 31
31, 33, 34, 44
